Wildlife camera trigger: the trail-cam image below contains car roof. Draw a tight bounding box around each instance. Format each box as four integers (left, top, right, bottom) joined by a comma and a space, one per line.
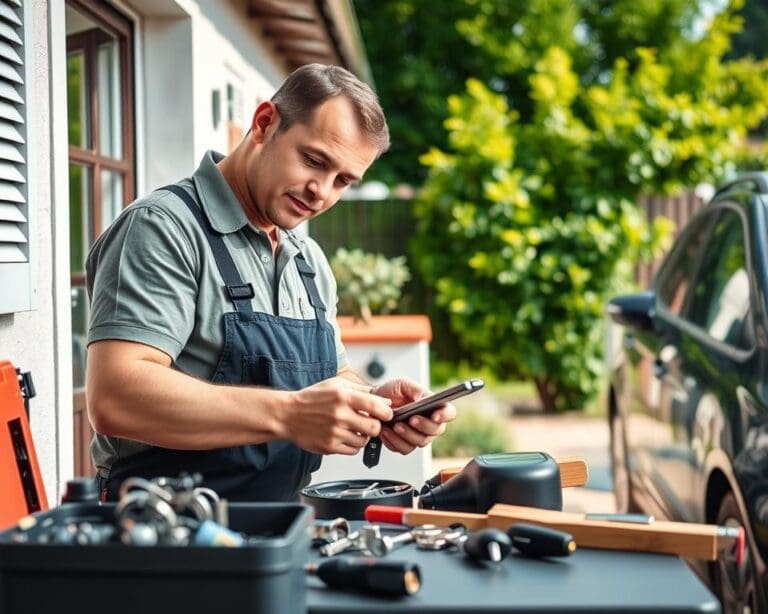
713, 172, 768, 199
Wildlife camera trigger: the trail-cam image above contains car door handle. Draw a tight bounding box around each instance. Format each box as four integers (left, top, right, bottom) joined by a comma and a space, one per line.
653, 345, 678, 379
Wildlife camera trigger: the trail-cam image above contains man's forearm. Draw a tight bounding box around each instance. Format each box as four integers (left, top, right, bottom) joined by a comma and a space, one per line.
87, 341, 393, 455
87, 344, 289, 450
337, 365, 369, 387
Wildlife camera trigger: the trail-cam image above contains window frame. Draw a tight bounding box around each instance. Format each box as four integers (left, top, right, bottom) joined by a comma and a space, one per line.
654, 208, 718, 319
656, 202, 758, 359
685, 207, 752, 348
66, 0, 134, 285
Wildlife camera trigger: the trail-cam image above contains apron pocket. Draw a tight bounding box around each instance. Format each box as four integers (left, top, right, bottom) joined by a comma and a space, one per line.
242, 354, 336, 390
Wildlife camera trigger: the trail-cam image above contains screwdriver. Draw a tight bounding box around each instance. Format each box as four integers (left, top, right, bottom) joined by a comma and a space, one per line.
507, 522, 576, 557
461, 528, 512, 563
306, 558, 422, 596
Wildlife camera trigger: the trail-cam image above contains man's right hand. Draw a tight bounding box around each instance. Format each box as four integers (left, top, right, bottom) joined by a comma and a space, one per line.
281, 378, 393, 455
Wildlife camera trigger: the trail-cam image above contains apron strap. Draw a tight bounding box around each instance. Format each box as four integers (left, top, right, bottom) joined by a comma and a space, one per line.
160, 184, 255, 314
292, 250, 328, 327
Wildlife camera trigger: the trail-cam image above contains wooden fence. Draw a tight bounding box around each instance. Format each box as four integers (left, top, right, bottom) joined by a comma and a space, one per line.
308, 198, 416, 258
635, 191, 704, 288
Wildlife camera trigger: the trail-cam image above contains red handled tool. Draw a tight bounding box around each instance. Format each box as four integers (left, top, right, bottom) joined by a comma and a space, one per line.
365, 504, 744, 563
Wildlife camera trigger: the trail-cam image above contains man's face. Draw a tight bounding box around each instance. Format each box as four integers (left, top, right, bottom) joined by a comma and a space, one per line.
245, 96, 379, 231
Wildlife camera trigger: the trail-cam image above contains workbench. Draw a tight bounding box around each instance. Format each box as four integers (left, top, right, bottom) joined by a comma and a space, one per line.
307, 524, 720, 613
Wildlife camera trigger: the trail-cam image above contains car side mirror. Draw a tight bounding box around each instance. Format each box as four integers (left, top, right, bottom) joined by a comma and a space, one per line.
607, 291, 655, 331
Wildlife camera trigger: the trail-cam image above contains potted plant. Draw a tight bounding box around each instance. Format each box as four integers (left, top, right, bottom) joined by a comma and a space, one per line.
330, 247, 411, 323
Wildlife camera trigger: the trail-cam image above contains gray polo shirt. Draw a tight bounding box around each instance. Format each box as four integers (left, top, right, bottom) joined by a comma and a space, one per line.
86, 150, 347, 475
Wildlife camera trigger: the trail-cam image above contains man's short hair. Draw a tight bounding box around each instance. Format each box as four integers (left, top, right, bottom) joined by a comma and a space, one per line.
271, 63, 390, 154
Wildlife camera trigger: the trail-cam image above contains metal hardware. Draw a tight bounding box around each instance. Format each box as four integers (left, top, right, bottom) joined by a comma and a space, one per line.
319, 530, 362, 557
362, 524, 465, 557
115, 473, 226, 546
312, 518, 351, 546
412, 524, 465, 550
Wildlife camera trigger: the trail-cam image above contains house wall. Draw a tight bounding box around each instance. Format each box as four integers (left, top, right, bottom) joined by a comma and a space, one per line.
2, 0, 366, 506
135, 0, 287, 194
0, 0, 74, 504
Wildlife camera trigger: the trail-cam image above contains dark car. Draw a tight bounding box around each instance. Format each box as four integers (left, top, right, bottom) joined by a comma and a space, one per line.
607, 173, 768, 614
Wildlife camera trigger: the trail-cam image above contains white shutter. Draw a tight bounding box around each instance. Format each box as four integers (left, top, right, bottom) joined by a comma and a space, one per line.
0, 0, 29, 313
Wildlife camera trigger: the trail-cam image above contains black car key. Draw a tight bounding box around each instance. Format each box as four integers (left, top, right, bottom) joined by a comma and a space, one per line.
363, 436, 381, 468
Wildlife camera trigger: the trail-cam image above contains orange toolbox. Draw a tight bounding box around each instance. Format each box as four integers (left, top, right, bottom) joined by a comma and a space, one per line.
0, 360, 47, 529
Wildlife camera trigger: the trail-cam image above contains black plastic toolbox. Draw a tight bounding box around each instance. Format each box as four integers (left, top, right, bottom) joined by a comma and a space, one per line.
0, 501, 313, 614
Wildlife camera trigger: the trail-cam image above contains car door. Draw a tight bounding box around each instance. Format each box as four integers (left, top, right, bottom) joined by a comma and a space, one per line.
624, 210, 715, 519
670, 205, 755, 520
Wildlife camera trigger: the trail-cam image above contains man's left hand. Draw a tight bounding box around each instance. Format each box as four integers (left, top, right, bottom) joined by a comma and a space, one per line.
371, 378, 456, 454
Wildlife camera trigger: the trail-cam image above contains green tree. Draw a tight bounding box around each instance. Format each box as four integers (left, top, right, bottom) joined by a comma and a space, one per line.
361, 0, 768, 412
355, 0, 710, 187
729, 0, 768, 59
355, 1, 490, 186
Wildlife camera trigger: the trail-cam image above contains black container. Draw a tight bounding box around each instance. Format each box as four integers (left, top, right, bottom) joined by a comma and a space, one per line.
301, 479, 415, 520
0, 502, 312, 614
419, 451, 563, 513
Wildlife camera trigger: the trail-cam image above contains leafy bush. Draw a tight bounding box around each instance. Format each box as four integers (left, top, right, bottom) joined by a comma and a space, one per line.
330, 248, 411, 321
410, 3, 768, 413
431, 407, 510, 458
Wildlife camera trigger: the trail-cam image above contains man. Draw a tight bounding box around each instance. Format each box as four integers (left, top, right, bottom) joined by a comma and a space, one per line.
86, 64, 456, 502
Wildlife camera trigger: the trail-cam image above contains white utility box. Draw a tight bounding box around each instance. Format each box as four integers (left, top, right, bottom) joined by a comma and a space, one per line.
311, 315, 432, 487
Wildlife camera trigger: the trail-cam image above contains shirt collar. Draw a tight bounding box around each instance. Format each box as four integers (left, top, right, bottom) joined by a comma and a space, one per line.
192, 150, 249, 234
191, 150, 307, 253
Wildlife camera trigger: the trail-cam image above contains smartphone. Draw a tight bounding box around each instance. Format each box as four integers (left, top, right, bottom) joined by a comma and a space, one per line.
387, 378, 485, 424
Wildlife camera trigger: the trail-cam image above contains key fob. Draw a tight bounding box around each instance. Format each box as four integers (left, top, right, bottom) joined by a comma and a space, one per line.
363, 437, 382, 468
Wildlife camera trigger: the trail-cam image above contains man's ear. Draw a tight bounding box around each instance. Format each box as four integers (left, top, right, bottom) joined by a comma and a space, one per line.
250, 101, 280, 143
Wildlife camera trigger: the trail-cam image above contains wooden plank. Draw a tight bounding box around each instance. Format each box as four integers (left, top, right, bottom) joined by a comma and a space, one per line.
487, 504, 738, 561
262, 17, 327, 40
439, 457, 588, 488
248, 0, 317, 22
365, 504, 743, 561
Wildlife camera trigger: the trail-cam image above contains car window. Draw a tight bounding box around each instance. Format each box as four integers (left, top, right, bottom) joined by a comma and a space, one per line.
686, 209, 751, 348
656, 213, 714, 316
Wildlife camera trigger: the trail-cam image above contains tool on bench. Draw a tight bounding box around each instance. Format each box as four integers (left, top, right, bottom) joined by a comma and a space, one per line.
306, 558, 422, 596
420, 452, 586, 513
507, 523, 575, 558
460, 528, 511, 563
304, 452, 586, 524
319, 529, 362, 557
356, 520, 571, 563
360, 524, 464, 557
432, 455, 588, 489
301, 479, 415, 520
366, 503, 744, 562
312, 517, 351, 547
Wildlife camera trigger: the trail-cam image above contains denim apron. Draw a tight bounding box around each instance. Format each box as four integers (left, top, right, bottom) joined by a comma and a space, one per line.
100, 184, 337, 502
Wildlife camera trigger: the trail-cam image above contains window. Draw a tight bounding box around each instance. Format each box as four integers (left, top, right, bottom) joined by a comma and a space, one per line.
0, 0, 32, 314
655, 212, 714, 317
66, 0, 134, 477
226, 78, 245, 152
67, 1, 134, 389
686, 209, 752, 348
